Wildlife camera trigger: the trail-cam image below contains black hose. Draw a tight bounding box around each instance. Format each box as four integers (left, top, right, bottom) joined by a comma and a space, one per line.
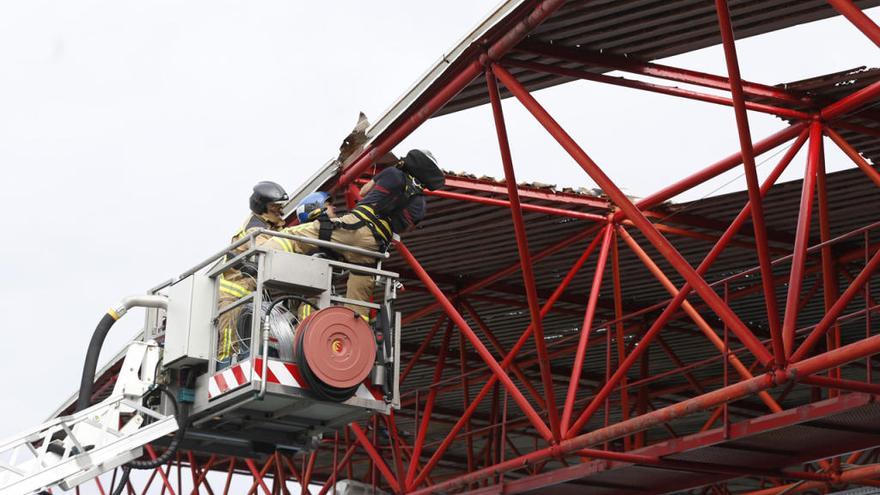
76, 313, 118, 412
127, 386, 186, 470
76, 309, 186, 484
110, 467, 131, 495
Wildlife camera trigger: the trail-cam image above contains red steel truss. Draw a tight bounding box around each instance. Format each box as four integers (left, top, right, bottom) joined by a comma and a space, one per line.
82, 1, 880, 493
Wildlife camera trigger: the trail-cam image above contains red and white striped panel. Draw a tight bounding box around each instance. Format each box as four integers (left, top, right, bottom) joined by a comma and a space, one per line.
209, 358, 380, 401
208, 359, 253, 399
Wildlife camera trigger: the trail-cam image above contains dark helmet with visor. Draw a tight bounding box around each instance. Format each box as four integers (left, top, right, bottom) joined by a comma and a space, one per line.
249, 181, 289, 214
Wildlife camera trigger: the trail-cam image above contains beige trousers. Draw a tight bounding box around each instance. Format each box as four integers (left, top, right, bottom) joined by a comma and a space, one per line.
274, 213, 380, 316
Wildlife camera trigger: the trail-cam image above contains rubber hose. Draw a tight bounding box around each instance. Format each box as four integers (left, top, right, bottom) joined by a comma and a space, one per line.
294, 322, 358, 402
110, 467, 131, 495
127, 386, 186, 470
76, 313, 118, 412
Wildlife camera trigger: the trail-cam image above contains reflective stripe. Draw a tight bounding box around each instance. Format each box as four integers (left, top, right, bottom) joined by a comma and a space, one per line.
277, 237, 294, 253
298, 303, 312, 321
359, 205, 392, 236
353, 207, 392, 242
218, 326, 233, 361
220, 279, 250, 298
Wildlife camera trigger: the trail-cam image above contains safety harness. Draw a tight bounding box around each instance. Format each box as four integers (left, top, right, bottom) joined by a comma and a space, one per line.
345, 173, 424, 250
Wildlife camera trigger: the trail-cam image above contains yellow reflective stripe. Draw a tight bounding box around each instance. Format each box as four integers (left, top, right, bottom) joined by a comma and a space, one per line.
359, 205, 391, 231
218, 327, 232, 360
219, 279, 249, 298
353, 209, 390, 241
356, 206, 392, 239
278, 237, 294, 253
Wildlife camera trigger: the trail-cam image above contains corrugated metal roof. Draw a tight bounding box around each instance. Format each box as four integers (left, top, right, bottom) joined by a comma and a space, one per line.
365, 0, 880, 145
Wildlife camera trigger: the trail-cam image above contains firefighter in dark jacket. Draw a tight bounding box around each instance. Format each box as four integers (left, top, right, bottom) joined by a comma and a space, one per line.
273, 149, 442, 317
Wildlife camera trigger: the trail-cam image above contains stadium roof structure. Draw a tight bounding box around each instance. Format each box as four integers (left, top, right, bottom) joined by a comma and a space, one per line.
65, 1, 880, 494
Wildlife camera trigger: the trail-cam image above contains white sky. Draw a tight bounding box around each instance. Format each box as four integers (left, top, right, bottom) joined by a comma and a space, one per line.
0, 1, 879, 492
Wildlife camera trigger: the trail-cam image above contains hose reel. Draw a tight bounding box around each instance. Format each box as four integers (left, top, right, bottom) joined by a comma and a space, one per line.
292, 307, 376, 402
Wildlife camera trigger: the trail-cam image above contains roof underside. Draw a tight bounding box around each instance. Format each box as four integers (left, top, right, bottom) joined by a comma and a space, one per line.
367, 0, 880, 144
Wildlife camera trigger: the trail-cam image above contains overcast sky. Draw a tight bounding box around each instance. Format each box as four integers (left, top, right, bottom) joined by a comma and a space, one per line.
1, 1, 879, 491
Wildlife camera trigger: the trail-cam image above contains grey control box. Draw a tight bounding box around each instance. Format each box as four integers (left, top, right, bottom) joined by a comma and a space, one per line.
164, 273, 214, 368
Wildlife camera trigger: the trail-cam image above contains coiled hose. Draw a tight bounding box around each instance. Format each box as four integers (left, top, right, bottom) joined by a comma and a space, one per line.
261, 296, 356, 401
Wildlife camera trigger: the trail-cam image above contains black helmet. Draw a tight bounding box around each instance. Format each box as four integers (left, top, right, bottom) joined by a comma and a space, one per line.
249, 181, 289, 214
402, 149, 444, 190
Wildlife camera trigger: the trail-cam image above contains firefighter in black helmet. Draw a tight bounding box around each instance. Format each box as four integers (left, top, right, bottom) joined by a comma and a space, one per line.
216, 181, 292, 365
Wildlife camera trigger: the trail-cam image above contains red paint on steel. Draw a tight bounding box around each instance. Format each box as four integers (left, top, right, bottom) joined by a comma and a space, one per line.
410, 333, 880, 493
826, 0, 880, 47
782, 121, 822, 356
334, 0, 569, 190
395, 240, 554, 442
408, 231, 605, 489
486, 66, 561, 442
561, 223, 613, 432
716, 0, 785, 369
503, 58, 811, 120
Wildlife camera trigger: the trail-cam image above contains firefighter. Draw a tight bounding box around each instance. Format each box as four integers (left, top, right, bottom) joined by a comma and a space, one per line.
276, 149, 442, 317
216, 181, 292, 364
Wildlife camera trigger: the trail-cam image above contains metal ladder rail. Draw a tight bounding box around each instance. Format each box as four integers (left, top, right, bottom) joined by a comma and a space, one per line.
0, 394, 177, 495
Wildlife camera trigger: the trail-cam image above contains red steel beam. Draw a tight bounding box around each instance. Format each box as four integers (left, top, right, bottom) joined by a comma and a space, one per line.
816, 137, 843, 384
516, 41, 808, 106
503, 58, 810, 120
334, 0, 568, 190
782, 121, 822, 356
441, 175, 610, 209
562, 223, 613, 432
395, 240, 554, 442
410, 331, 880, 494
486, 66, 562, 441
716, 0, 785, 369
401, 224, 599, 325
821, 78, 880, 121
425, 188, 605, 222
826, 0, 880, 48
460, 300, 546, 409
618, 227, 782, 413
799, 374, 880, 394
825, 127, 880, 188
406, 324, 452, 487
408, 231, 604, 489
400, 315, 446, 384
791, 245, 880, 362
558, 128, 806, 434
350, 423, 401, 494
743, 462, 880, 495
491, 64, 774, 437
631, 123, 807, 215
